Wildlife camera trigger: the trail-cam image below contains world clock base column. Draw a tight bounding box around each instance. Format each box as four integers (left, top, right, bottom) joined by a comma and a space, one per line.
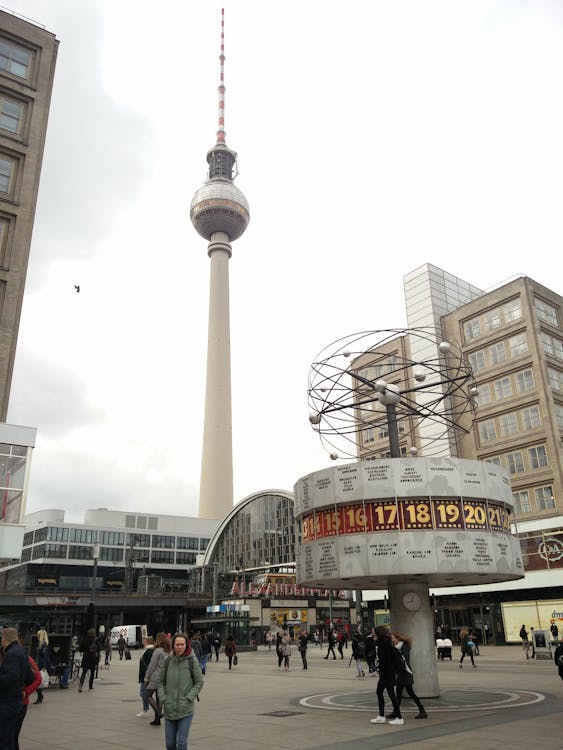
388, 580, 440, 698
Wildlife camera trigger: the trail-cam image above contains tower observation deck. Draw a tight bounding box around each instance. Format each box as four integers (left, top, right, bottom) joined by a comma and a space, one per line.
190, 9, 249, 521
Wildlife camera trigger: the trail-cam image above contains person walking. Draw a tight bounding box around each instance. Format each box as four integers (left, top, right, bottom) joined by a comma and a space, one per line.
298, 630, 308, 670
224, 634, 236, 669
190, 633, 202, 667
212, 634, 221, 662
145, 632, 172, 725
554, 640, 563, 680
104, 636, 112, 667
280, 632, 291, 671
0, 627, 34, 750
365, 628, 377, 675
519, 625, 530, 659
15, 651, 41, 750
324, 630, 337, 660
200, 635, 211, 675
369, 626, 403, 726
78, 628, 99, 692
117, 635, 126, 661
137, 636, 154, 718
351, 629, 366, 678
157, 632, 204, 750
265, 631, 273, 651
389, 633, 427, 720
459, 626, 476, 668
550, 622, 559, 643
275, 630, 284, 670
33, 630, 51, 704
337, 630, 345, 659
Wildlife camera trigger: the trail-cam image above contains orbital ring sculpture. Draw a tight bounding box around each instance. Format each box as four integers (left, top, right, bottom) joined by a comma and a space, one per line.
307, 328, 479, 460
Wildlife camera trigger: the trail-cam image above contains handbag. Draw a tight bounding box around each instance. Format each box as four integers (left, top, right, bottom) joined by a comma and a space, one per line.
40, 668, 50, 688
233, 654, 238, 666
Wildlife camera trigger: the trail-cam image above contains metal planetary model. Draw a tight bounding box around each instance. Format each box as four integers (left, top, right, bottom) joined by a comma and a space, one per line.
296, 328, 525, 696
191, 9, 250, 520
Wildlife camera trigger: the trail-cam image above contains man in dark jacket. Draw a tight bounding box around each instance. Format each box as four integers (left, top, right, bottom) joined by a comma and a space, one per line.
0, 627, 28, 750
78, 629, 99, 692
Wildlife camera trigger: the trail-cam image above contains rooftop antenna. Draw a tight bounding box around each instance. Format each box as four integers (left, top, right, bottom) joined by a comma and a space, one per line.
216, 7, 226, 145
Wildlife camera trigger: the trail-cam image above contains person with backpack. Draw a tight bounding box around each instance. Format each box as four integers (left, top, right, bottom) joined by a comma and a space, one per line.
369, 626, 403, 726
351, 629, 366, 678
388, 632, 427, 720
78, 628, 99, 692
459, 627, 476, 668
157, 632, 203, 750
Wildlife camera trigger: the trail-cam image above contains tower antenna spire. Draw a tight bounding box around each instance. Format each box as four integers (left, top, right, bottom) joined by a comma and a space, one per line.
216, 7, 226, 145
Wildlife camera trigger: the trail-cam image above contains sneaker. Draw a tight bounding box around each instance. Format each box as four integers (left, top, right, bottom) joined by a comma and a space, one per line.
386, 713, 397, 720
370, 717, 386, 724
389, 718, 404, 725
136, 711, 149, 717
415, 711, 428, 719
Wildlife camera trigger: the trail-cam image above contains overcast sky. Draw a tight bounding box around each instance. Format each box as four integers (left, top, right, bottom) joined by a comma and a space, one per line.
5, 0, 563, 522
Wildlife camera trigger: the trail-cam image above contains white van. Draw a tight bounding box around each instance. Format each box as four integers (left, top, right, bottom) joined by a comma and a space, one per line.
109, 624, 148, 649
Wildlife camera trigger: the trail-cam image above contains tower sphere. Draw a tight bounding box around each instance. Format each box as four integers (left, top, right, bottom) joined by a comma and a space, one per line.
190, 179, 250, 242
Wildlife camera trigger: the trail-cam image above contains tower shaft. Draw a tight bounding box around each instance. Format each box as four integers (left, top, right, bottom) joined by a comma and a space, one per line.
199, 233, 233, 519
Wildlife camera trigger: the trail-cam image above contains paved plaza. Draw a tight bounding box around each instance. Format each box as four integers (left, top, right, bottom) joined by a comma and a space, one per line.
21, 643, 563, 750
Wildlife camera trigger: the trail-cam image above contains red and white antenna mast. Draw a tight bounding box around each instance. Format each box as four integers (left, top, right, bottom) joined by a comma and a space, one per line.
216, 7, 226, 145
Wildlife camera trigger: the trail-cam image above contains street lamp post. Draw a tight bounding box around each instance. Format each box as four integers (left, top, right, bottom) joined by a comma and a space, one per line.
91, 543, 100, 631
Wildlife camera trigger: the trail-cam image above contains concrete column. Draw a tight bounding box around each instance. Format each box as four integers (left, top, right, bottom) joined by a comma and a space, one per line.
198, 231, 233, 520
388, 580, 439, 697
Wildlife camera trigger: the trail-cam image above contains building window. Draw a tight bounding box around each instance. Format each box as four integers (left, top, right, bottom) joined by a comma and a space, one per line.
32, 543, 46, 559
478, 420, 496, 442
125, 515, 136, 528
504, 298, 522, 322
44, 544, 67, 559
136, 516, 147, 529
464, 318, 481, 340
100, 547, 123, 562
362, 427, 375, 445
489, 342, 507, 366
127, 533, 150, 547
528, 445, 548, 469
494, 377, 512, 400
177, 536, 200, 550
485, 456, 501, 466
515, 369, 534, 393
176, 551, 196, 565
542, 334, 563, 361
548, 367, 563, 392
68, 545, 93, 560
34, 527, 48, 543
535, 297, 559, 327
0, 96, 23, 134
484, 309, 501, 333
513, 490, 530, 514
200, 538, 210, 551
148, 517, 158, 530
47, 527, 69, 542
151, 550, 174, 564
535, 485, 555, 511
521, 406, 541, 431
500, 413, 518, 436
152, 535, 175, 549
509, 334, 528, 358
69, 528, 97, 544
556, 403, 563, 429
475, 383, 491, 406
99, 531, 125, 545
506, 451, 524, 475
21, 547, 31, 562
469, 351, 486, 372
0, 156, 14, 193
0, 39, 32, 79
23, 531, 34, 546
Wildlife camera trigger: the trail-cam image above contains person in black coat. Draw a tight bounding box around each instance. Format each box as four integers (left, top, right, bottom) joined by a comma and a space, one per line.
324, 630, 337, 660
298, 630, 308, 670
370, 626, 403, 726
78, 629, 99, 692
0, 627, 29, 750
389, 632, 427, 719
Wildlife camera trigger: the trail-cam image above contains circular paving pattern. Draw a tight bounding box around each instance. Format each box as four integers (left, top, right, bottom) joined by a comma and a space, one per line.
299, 688, 545, 713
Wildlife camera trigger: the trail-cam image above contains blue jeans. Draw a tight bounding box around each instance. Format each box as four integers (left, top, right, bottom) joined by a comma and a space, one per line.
139, 683, 150, 711
200, 654, 209, 673
165, 714, 193, 750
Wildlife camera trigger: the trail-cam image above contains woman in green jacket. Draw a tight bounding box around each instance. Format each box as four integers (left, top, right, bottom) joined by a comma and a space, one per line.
157, 633, 204, 750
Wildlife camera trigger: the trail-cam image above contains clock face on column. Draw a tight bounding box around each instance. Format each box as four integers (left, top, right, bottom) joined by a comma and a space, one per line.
402, 592, 422, 611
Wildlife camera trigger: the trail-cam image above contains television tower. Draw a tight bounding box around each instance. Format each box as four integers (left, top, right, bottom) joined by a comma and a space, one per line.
190, 9, 250, 520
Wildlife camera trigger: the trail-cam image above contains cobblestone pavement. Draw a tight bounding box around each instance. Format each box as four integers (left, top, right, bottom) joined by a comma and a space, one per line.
21, 644, 563, 750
